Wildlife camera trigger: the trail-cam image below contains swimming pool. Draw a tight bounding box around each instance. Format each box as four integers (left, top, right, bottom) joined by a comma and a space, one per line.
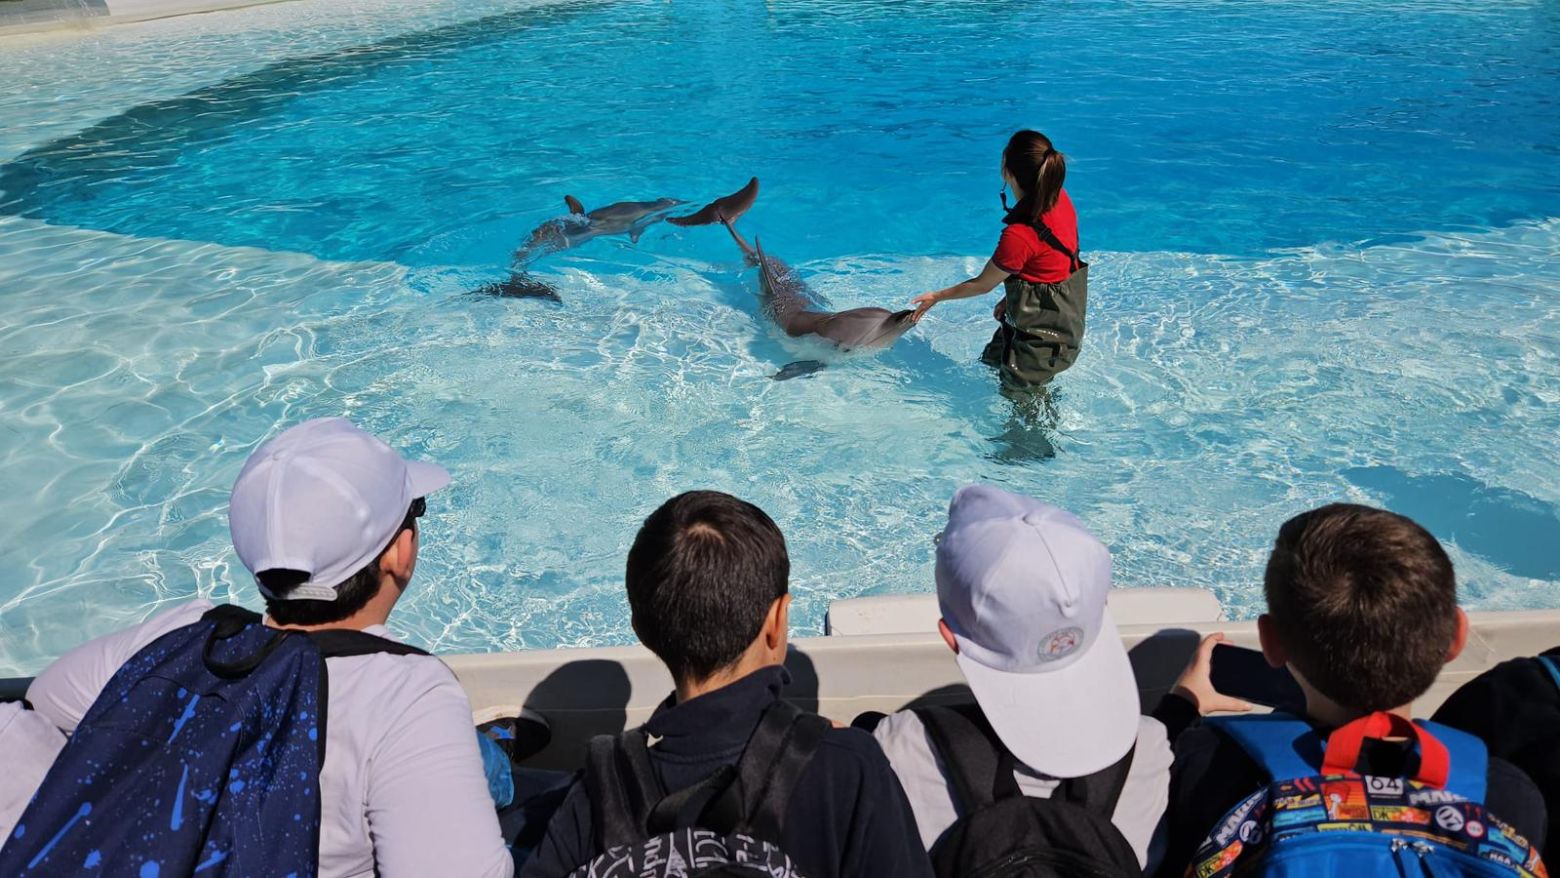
1, 0, 1556, 675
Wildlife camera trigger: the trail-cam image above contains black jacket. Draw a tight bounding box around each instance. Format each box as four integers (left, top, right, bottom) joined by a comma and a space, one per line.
519, 665, 933, 878
1433, 647, 1560, 857
1150, 694, 1548, 877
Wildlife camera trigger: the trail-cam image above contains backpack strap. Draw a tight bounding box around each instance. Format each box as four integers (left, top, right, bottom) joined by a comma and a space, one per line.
585, 735, 638, 850
584, 729, 668, 851
732, 699, 830, 841
199, 605, 297, 679
1538, 654, 1560, 694
1210, 713, 1489, 802
1205, 713, 1325, 781
197, 606, 432, 661
308, 629, 432, 659
1054, 745, 1135, 818
914, 705, 1023, 813
1414, 720, 1487, 802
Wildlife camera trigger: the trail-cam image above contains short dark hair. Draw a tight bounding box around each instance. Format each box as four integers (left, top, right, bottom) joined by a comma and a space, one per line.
259, 565, 382, 626
260, 501, 421, 626
625, 491, 789, 683
1264, 503, 1457, 712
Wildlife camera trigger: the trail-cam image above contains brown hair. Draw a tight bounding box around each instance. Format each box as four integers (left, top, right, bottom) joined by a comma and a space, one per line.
1263, 503, 1458, 712
1003, 129, 1067, 222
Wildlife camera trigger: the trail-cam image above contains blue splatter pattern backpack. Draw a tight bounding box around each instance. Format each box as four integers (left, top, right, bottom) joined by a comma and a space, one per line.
0, 605, 428, 877
1188, 711, 1548, 878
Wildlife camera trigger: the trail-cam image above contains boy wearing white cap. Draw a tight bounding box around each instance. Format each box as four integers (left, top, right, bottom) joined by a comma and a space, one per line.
872, 484, 1172, 869
23, 418, 514, 878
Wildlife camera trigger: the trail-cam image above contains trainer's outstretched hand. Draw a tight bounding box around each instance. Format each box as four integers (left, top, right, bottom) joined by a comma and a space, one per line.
910, 292, 940, 323
1172, 632, 1255, 716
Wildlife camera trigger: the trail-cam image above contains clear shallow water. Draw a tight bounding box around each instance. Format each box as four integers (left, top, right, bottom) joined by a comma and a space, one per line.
1, 0, 1558, 674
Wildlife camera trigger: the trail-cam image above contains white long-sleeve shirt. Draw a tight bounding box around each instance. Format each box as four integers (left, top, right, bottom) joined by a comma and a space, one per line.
27, 600, 513, 878
0, 702, 65, 843
873, 710, 1172, 869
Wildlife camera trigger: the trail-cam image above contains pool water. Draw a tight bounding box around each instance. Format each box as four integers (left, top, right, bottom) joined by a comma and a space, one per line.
1, 0, 1557, 674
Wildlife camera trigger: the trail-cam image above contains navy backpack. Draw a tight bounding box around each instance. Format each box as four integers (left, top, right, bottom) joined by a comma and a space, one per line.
0, 605, 428, 877
1188, 711, 1547, 878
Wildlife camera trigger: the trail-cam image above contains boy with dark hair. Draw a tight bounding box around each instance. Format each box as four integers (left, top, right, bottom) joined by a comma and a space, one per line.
14, 418, 513, 878
522, 490, 931, 878
1155, 503, 1547, 876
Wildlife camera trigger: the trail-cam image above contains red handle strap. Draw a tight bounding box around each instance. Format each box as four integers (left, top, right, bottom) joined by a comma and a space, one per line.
1322, 712, 1450, 788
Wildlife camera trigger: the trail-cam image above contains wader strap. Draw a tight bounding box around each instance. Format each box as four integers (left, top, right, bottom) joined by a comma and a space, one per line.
1030, 220, 1082, 273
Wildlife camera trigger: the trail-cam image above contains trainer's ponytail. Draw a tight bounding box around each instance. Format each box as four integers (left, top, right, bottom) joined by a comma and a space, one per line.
1002, 129, 1067, 223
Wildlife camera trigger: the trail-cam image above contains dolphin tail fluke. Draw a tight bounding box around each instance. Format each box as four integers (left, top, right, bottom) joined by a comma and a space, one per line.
564, 195, 586, 215
667, 177, 759, 227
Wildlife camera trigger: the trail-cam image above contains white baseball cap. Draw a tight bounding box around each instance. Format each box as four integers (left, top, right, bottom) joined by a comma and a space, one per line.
229, 418, 450, 601
936, 484, 1139, 776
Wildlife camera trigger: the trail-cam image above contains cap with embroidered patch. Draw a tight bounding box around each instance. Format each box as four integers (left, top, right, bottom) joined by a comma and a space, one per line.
229, 418, 449, 601
936, 484, 1138, 776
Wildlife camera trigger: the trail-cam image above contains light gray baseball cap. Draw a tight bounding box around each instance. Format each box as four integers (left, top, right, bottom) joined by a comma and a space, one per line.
936, 484, 1139, 776
229, 418, 449, 600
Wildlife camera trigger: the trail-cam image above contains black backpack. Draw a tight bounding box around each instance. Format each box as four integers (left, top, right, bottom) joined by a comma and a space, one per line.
573, 699, 829, 877
914, 705, 1141, 878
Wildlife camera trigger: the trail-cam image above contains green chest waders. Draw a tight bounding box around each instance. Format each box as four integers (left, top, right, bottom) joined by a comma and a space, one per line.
979, 221, 1089, 390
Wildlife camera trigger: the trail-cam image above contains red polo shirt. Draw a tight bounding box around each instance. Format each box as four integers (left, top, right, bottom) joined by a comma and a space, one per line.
992, 188, 1079, 284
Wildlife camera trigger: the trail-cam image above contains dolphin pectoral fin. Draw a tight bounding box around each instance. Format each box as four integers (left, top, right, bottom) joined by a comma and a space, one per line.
773, 360, 826, 381
564, 195, 586, 215
628, 228, 643, 244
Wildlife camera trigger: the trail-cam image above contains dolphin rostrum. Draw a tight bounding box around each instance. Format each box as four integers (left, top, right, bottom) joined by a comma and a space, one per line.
512, 194, 685, 265
669, 179, 917, 378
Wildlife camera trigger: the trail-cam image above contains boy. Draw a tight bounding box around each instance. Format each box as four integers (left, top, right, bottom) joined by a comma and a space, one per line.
871, 485, 1173, 868
522, 490, 930, 878
1156, 503, 1546, 875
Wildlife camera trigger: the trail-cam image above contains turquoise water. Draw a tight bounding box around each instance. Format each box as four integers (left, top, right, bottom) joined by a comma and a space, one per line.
1, 0, 1557, 674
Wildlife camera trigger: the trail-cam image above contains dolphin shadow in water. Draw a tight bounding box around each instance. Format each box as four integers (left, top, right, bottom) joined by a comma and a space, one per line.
668, 178, 918, 380
471, 269, 562, 302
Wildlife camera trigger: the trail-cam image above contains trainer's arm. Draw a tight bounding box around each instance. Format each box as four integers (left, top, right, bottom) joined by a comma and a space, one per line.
909, 260, 1012, 322
367, 671, 515, 878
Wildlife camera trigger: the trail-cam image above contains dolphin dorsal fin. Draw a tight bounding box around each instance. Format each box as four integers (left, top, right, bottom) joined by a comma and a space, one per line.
564, 195, 586, 215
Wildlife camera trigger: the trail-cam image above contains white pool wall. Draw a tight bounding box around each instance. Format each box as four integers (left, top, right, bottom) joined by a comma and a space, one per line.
0, 0, 297, 35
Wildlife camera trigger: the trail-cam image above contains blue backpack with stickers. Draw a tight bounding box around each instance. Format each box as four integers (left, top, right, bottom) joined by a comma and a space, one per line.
1187, 711, 1547, 878
0, 605, 428, 877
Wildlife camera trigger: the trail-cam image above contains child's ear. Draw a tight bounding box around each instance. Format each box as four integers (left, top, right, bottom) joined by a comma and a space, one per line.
764, 594, 791, 652
1445, 608, 1470, 663
938, 618, 959, 655
1257, 614, 1287, 668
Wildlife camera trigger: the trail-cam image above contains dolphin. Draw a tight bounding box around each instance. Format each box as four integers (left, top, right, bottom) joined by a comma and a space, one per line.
670, 178, 917, 378
512, 194, 684, 265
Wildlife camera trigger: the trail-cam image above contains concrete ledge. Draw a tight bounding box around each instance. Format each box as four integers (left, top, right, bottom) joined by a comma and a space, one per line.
7, 593, 1557, 771
825, 588, 1226, 636
446, 593, 1560, 770
0, 0, 108, 34
0, 0, 293, 35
